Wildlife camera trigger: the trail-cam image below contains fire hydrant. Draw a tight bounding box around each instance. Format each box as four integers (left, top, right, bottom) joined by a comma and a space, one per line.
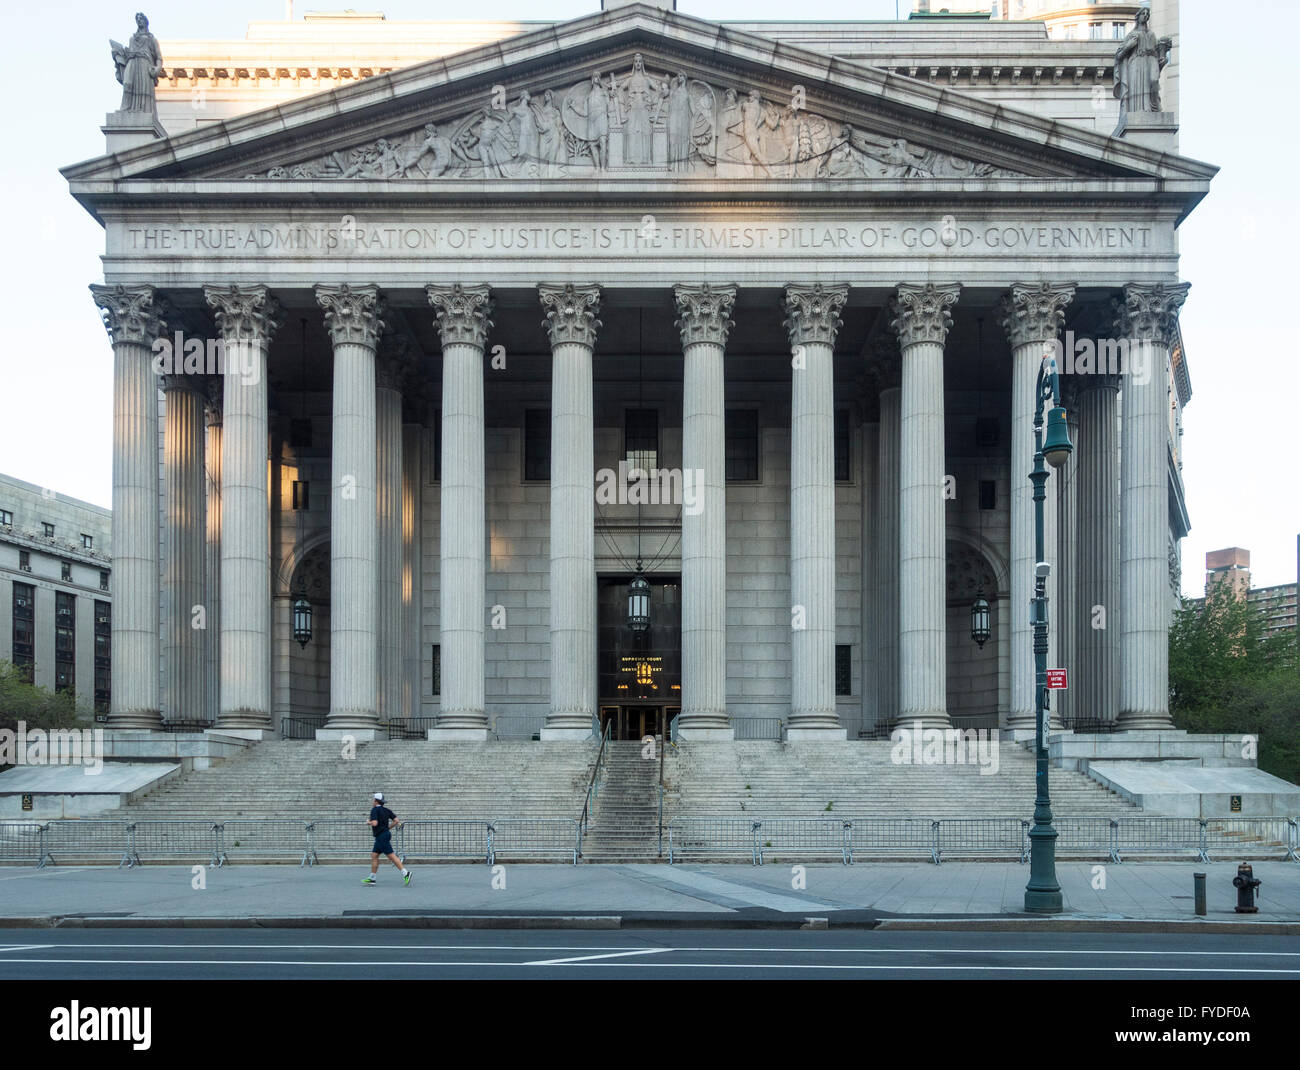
1232, 863, 1261, 914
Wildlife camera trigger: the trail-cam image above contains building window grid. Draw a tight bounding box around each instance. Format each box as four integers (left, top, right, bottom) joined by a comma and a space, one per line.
61, 561, 72, 582
523, 408, 551, 481
835, 645, 852, 697
100, 570, 110, 591
54, 591, 75, 693
81, 533, 93, 549
834, 409, 851, 482
431, 644, 441, 696
94, 600, 111, 713
624, 409, 658, 472
13, 582, 34, 683
19, 550, 31, 572
42, 522, 54, 538
0, 509, 11, 526
725, 409, 760, 482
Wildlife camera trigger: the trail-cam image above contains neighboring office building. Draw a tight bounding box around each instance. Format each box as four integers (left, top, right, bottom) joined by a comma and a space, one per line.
1201, 547, 1299, 641
0, 475, 112, 717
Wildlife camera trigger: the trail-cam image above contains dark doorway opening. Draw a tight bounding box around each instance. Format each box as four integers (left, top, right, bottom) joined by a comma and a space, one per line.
597, 575, 681, 740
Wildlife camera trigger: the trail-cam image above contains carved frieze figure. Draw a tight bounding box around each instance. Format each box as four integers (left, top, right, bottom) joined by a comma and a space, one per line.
621, 53, 663, 165
1114, 7, 1173, 113
563, 72, 612, 169
666, 74, 692, 171
534, 90, 567, 175
510, 91, 540, 177
110, 12, 163, 117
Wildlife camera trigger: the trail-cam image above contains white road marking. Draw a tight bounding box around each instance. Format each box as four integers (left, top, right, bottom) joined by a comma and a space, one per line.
0, 945, 51, 952
0, 867, 91, 881
524, 948, 673, 966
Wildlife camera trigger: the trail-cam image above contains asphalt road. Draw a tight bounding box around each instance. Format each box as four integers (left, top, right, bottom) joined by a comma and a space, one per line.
2, 928, 1298, 980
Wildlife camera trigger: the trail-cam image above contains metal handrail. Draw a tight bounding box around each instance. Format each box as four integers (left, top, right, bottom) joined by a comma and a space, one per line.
578, 720, 612, 849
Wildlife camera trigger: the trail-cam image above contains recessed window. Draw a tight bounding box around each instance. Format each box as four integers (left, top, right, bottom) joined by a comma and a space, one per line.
835, 645, 852, 697
624, 409, 658, 472
18, 550, 30, 572
427, 411, 442, 484
94, 600, 112, 713
0, 509, 11, 526
42, 522, 54, 538
524, 408, 551, 481
726, 409, 759, 482
13, 582, 34, 684
292, 481, 310, 511
431, 644, 441, 696
834, 409, 851, 482
55, 592, 75, 694
979, 480, 997, 511
81, 533, 93, 550
61, 560, 72, 582
99, 569, 110, 591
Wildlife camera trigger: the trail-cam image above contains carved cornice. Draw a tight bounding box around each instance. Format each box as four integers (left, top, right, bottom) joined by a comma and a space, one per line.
891, 283, 961, 349
539, 284, 602, 349
205, 284, 282, 345
997, 282, 1076, 350
1112, 282, 1190, 348
782, 284, 849, 348
90, 284, 169, 348
314, 284, 385, 349
427, 284, 494, 350
674, 284, 737, 349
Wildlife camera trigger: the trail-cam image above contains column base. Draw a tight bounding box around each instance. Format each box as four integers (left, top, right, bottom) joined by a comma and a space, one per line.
540, 727, 595, 741
316, 728, 378, 742
675, 726, 735, 741
106, 712, 164, 731
427, 728, 490, 741
784, 726, 848, 742
1116, 714, 1177, 731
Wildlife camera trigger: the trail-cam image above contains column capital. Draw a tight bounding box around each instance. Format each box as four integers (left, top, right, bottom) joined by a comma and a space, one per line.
1112, 282, 1190, 347
997, 282, 1076, 350
782, 283, 848, 348
891, 283, 961, 349
539, 283, 601, 348
674, 283, 737, 348
205, 284, 282, 345
314, 283, 384, 350
91, 283, 170, 347
427, 283, 494, 349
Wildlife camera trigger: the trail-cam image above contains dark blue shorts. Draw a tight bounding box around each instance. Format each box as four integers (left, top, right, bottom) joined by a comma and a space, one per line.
372, 833, 393, 856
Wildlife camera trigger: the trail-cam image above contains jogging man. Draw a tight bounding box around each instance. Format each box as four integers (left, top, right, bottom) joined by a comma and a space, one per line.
363, 792, 412, 886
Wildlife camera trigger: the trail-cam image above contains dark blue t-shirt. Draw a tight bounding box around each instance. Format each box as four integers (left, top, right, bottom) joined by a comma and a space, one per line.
370, 805, 395, 839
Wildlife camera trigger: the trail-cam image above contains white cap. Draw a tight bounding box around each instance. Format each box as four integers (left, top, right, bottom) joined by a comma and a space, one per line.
373, 792, 384, 802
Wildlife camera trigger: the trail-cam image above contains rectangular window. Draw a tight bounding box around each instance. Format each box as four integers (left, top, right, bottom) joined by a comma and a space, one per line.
12, 582, 34, 683
61, 561, 72, 582
624, 409, 658, 472
81, 533, 93, 550
19, 550, 30, 572
427, 411, 442, 484
524, 408, 551, 481
55, 592, 75, 694
979, 480, 998, 511
292, 480, 310, 511
42, 522, 54, 538
725, 409, 759, 482
100, 569, 110, 591
94, 600, 111, 713
835, 645, 852, 697
289, 418, 313, 448
1089, 21, 1104, 39
834, 409, 851, 482
0, 509, 11, 526
431, 644, 441, 696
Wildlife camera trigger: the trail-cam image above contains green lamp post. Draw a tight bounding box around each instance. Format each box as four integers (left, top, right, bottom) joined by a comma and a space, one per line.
1024, 355, 1072, 914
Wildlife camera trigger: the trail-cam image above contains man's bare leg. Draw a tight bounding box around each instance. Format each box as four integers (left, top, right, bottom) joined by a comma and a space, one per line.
385, 852, 404, 872
370, 853, 381, 875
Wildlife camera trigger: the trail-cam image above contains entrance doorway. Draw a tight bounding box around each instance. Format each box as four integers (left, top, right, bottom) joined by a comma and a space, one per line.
597, 574, 681, 740
599, 704, 681, 741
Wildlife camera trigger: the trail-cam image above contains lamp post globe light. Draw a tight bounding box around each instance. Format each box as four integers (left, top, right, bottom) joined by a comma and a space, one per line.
1024, 355, 1072, 915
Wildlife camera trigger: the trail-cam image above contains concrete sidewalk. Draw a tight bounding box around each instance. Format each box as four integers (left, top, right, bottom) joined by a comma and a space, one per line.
3, 860, 1298, 930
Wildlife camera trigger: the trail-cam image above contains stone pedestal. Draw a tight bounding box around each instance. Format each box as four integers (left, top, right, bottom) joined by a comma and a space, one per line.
102, 111, 166, 154
1114, 111, 1178, 153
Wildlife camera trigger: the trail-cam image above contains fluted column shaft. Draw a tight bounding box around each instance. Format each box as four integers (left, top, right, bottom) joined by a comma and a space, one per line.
1116, 283, 1189, 729
204, 392, 222, 722
784, 284, 849, 738
427, 284, 493, 737
1056, 403, 1080, 726
675, 284, 736, 738
375, 360, 404, 722
999, 283, 1075, 731
894, 284, 960, 731
163, 377, 207, 719
1077, 378, 1120, 724
92, 284, 167, 729
876, 387, 901, 730
316, 284, 384, 733
539, 284, 601, 739
401, 420, 423, 719
859, 417, 880, 733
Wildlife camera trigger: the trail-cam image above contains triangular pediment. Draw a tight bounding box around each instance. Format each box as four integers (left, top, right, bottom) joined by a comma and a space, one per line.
64, 3, 1217, 193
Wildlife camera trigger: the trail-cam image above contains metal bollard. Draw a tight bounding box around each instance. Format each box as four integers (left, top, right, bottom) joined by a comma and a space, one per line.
1232, 863, 1261, 914
1193, 871, 1206, 916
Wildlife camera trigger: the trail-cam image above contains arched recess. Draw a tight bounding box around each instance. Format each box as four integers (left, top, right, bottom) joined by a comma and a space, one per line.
285, 541, 331, 718
946, 538, 1001, 731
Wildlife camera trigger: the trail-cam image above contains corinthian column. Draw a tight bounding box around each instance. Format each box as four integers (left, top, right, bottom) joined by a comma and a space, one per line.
539, 284, 601, 740
204, 380, 222, 723
91, 284, 168, 730
162, 372, 207, 721
784, 283, 849, 740
1115, 282, 1189, 730
316, 284, 385, 738
375, 334, 408, 724
998, 282, 1075, 732
674, 283, 736, 740
892, 283, 960, 731
205, 285, 280, 733
873, 337, 902, 732
427, 284, 493, 740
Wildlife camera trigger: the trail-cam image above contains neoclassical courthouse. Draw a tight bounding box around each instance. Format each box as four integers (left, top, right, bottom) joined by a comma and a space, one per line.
65, 1, 1207, 742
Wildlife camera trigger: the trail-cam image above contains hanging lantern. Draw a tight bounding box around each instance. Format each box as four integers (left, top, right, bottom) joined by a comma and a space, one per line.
1043, 406, 1073, 468
627, 570, 651, 633
970, 585, 991, 649
293, 592, 313, 648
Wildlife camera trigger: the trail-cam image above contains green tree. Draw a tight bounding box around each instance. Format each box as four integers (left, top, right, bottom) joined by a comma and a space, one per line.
0, 662, 80, 771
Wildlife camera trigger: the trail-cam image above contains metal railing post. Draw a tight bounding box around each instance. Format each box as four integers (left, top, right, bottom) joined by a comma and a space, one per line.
752, 820, 762, 866
486, 822, 495, 866
1020, 820, 1031, 864
1288, 818, 1299, 863
1109, 819, 1122, 863
931, 820, 941, 865
1198, 819, 1210, 864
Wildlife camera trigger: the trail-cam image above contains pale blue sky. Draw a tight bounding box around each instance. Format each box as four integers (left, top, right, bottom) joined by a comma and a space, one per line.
0, 0, 1295, 594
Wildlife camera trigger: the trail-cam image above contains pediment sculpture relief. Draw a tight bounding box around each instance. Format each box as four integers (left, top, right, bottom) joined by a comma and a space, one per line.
247, 53, 1021, 181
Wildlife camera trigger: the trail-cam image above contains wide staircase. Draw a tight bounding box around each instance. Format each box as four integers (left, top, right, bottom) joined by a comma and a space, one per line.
103, 740, 593, 820
582, 740, 664, 862
664, 739, 1140, 819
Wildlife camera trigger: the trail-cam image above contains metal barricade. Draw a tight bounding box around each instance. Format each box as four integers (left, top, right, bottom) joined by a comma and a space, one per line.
752, 818, 851, 865
39, 819, 133, 869
127, 820, 223, 867
1112, 817, 1207, 862
0, 822, 45, 867
1052, 817, 1121, 862
395, 820, 492, 863
218, 820, 314, 866
935, 818, 1028, 863
667, 818, 761, 865
1201, 817, 1297, 862
846, 818, 939, 864
488, 819, 580, 864
304, 818, 377, 865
